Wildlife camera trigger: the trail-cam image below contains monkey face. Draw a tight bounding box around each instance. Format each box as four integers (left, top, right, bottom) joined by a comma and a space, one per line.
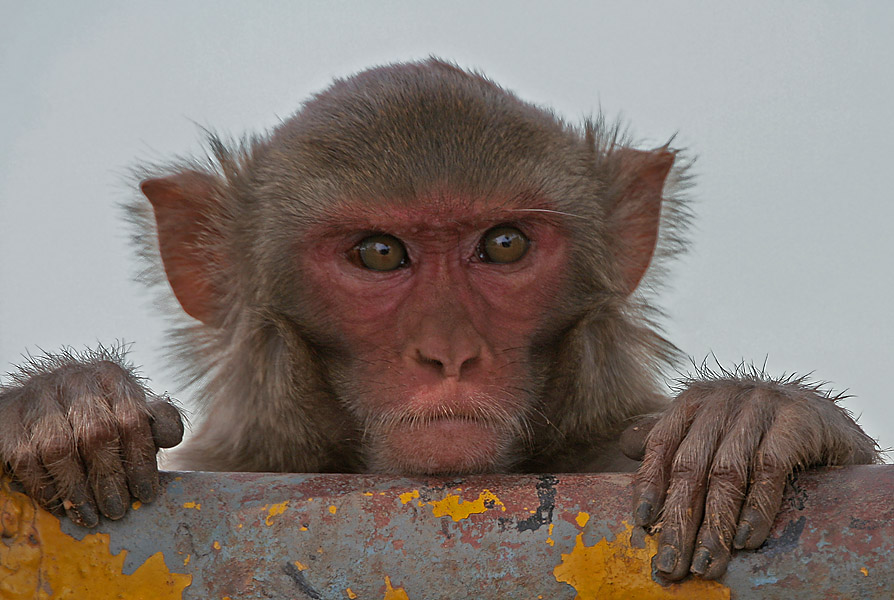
298, 193, 570, 474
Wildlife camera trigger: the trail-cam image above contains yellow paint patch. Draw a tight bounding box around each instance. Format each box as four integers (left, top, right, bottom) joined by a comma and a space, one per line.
131, 501, 142, 510
553, 522, 730, 599
399, 490, 420, 504
213, 541, 221, 550
329, 505, 338, 515
547, 523, 555, 547
426, 489, 506, 521
300, 526, 308, 531
0, 483, 191, 600
294, 561, 308, 571
861, 567, 869, 576
363, 492, 374, 496
263, 500, 290, 525
347, 587, 358, 598
576, 512, 590, 528
182, 501, 201, 510
183, 554, 191, 566
383, 575, 410, 600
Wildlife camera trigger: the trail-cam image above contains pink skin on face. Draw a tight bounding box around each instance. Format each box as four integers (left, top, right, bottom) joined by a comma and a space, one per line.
301, 194, 569, 473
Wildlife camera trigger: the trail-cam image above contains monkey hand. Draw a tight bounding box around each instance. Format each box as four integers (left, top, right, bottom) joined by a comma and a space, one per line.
625, 376, 878, 581
0, 349, 183, 527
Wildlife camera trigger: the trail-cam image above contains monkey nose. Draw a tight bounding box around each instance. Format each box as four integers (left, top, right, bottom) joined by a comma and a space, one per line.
413, 345, 481, 379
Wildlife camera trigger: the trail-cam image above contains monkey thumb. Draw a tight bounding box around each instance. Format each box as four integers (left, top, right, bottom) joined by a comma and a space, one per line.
618, 415, 662, 461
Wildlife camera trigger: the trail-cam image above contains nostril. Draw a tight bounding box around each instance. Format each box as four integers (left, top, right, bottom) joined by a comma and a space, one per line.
418, 352, 443, 369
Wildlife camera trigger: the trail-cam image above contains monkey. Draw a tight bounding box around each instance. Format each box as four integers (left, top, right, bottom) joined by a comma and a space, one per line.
0, 58, 878, 581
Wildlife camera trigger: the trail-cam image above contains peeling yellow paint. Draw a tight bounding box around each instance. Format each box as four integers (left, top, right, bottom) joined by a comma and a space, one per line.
347, 587, 358, 598
132, 500, 142, 510
426, 489, 506, 521
182, 501, 201, 510
263, 500, 290, 525
547, 523, 555, 547
300, 526, 309, 531
383, 575, 410, 600
861, 567, 869, 576
363, 492, 374, 496
329, 505, 338, 515
399, 490, 420, 504
576, 512, 590, 528
294, 561, 308, 571
0, 483, 191, 600
183, 554, 191, 566
553, 522, 730, 599
213, 541, 221, 550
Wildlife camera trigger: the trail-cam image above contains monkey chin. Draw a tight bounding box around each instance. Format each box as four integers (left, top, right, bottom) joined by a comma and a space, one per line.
372, 418, 511, 475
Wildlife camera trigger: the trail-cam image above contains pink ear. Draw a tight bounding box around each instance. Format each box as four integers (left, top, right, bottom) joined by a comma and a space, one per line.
140, 172, 224, 326
607, 149, 675, 295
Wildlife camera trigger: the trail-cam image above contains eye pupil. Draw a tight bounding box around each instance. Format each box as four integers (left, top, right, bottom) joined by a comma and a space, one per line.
481, 226, 529, 264
356, 234, 407, 271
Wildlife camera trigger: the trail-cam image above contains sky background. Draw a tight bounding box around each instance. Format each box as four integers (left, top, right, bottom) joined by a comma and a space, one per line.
1, 2, 892, 458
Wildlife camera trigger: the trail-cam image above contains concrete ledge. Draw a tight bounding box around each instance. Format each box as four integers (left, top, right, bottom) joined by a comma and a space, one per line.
1, 466, 892, 599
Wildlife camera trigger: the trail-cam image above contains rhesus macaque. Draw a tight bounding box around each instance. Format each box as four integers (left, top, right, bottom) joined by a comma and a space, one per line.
0, 59, 877, 581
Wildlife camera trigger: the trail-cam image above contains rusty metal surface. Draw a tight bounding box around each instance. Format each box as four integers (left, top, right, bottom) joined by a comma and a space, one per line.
1, 466, 892, 599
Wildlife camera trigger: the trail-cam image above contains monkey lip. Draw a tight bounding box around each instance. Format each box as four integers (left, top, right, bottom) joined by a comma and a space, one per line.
385, 417, 505, 474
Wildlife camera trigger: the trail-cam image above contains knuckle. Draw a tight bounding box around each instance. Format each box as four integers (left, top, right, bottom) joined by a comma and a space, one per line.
116, 408, 148, 437
38, 434, 77, 465
76, 421, 119, 455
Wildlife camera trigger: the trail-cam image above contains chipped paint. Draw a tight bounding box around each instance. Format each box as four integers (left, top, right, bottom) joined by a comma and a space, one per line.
383, 576, 410, 600
0, 483, 190, 599
329, 505, 338, 514
263, 500, 290, 525
399, 490, 420, 504
553, 522, 730, 599
132, 501, 142, 510
347, 587, 358, 598
426, 489, 506, 521
2, 468, 890, 598
182, 502, 201, 510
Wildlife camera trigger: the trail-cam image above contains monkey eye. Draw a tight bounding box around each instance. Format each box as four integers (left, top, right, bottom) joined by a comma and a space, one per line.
478, 226, 530, 264
355, 234, 408, 271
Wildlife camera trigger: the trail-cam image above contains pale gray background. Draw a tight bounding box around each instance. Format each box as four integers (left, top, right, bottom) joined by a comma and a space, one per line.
1, 2, 892, 457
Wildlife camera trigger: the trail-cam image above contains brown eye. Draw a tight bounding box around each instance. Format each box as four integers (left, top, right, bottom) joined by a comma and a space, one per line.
356, 234, 408, 271
479, 226, 529, 264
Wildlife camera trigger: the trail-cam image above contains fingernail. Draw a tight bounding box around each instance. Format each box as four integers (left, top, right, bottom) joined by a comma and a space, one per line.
70, 501, 99, 528
734, 522, 752, 549
691, 547, 711, 575
656, 545, 678, 573
634, 500, 653, 526
102, 492, 125, 520
136, 480, 157, 503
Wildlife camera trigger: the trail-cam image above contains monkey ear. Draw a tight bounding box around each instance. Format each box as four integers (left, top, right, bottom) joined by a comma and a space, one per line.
140, 172, 224, 326
606, 149, 675, 295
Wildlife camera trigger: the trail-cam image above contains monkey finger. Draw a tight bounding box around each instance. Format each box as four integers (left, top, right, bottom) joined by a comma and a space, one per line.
7, 453, 63, 516
633, 391, 704, 526
652, 406, 724, 580
117, 403, 163, 503
147, 397, 185, 449
619, 414, 661, 461
38, 443, 100, 527
691, 395, 774, 579
66, 384, 131, 520
733, 418, 799, 550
